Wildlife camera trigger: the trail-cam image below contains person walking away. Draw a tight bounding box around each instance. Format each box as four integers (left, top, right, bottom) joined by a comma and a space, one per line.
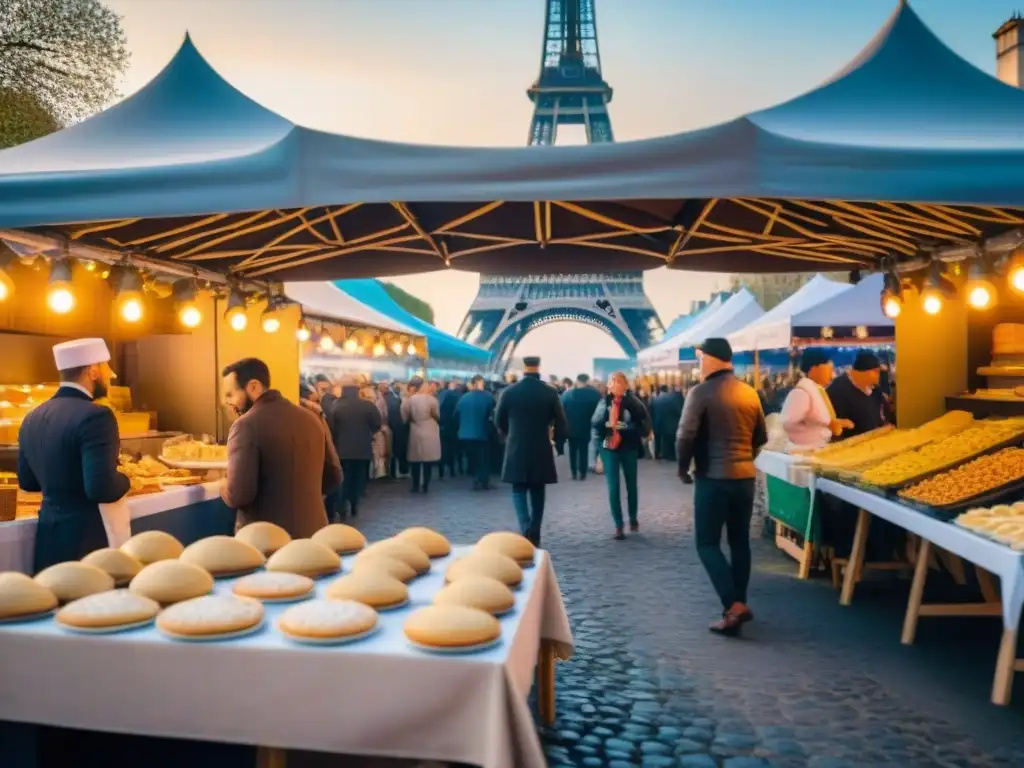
589, 378, 607, 474
495, 357, 567, 546
456, 375, 496, 490
330, 376, 382, 518
676, 339, 767, 636
384, 381, 408, 478
18, 339, 132, 572
438, 380, 463, 479
560, 373, 601, 480
402, 378, 441, 493
652, 385, 684, 461
780, 349, 852, 451
222, 358, 342, 538
594, 372, 651, 539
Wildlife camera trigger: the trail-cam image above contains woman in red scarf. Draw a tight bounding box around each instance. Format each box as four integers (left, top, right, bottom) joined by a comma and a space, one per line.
593, 372, 652, 539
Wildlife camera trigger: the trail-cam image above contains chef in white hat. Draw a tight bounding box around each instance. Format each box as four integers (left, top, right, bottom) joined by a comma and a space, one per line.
17, 338, 131, 572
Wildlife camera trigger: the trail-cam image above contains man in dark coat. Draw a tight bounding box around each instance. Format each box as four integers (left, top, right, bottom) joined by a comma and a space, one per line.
560, 373, 601, 480
438, 380, 464, 479
329, 376, 383, 518
651, 385, 684, 461
18, 338, 131, 573
495, 357, 568, 546
456, 375, 496, 490
380, 381, 407, 478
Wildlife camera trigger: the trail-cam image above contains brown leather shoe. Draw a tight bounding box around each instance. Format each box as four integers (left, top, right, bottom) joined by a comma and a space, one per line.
629, 520, 639, 533
613, 528, 625, 540
709, 603, 754, 636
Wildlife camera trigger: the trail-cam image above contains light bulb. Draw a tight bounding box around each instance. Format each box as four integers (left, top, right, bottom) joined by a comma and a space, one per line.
318, 335, 335, 352
119, 295, 144, 323
344, 338, 358, 352
297, 325, 311, 342
1012, 266, 1024, 294
968, 285, 992, 310
47, 286, 74, 314
373, 342, 386, 357
262, 317, 281, 333
0, 273, 12, 302
179, 303, 202, 328
882, 296, 901, 319
922, 294, 942, 315
392, 341, 404, 355
407, 343, 416, 355
228, 309, 248, 331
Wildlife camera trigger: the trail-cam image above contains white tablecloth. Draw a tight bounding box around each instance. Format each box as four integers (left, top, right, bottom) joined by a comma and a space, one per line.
0, 546, 573, 768
817, 479, 1024, 630
755, 449, 816, 489
0, 483, 223, 574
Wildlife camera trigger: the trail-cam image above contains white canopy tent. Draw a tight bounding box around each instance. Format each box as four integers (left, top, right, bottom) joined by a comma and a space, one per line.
283, 282, 420, 336
792, 272, 892, 329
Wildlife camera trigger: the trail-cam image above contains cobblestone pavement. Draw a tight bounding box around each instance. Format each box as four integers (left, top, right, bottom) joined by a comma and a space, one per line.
356, 457, 1024, 767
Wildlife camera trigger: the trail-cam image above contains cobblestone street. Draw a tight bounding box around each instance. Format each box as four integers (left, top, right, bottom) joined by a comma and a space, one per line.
356, 457, 1024, 768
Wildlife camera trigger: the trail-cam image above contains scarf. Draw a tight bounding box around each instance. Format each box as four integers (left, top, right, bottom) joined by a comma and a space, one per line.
607, 395, 623, 450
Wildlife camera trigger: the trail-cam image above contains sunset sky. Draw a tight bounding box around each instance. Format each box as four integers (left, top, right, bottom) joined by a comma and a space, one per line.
103, 0, 1020, 376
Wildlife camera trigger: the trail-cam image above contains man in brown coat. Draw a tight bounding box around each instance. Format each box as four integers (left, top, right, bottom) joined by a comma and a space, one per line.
221, 357, 342, 538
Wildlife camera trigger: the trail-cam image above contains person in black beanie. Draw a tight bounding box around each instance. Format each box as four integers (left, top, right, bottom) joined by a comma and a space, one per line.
826, 351, 887, 438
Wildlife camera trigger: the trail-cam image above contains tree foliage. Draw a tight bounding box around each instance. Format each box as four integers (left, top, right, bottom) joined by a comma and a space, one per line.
381, 281, 435, 325
0, 0, 129, 125
0, 87, 60, 148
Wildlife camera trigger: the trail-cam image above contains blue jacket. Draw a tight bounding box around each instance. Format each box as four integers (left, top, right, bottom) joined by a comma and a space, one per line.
456, 390, 496, 441
560, 385, 602, 441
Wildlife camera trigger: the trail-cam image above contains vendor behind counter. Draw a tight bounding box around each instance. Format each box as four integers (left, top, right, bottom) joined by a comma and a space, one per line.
826, 351, 887, 438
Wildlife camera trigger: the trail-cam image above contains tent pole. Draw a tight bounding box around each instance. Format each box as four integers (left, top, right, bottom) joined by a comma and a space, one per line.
754, 348, 761, 391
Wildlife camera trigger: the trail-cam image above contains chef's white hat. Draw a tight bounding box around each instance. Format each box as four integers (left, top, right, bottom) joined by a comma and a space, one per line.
52, 338, 111, 371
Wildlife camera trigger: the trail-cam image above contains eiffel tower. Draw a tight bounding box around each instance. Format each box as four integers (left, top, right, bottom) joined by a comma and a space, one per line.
527, 0, 614, 144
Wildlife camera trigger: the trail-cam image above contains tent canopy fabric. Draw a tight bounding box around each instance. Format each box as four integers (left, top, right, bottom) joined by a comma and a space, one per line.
2, 4, 1024, 280
282, 282, 421, 336
791, 272, 893, 328
333, 280, 490, 366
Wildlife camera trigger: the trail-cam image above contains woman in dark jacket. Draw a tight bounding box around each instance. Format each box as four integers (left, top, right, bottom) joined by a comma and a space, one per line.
593, 371, 651, 540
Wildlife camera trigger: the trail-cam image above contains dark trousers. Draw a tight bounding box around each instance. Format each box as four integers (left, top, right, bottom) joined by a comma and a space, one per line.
340, 459, 369, 514
567, 438, 590, 479
512, 483, 545, 546
410, 462, 433, 491
656, 430, 676, 461
603, 447, 638, 528
324, 489, 341, 523
389, 453, 408, 478
463, 439, 490, 487
438, 431, 462, 478
694, 477, 755, 610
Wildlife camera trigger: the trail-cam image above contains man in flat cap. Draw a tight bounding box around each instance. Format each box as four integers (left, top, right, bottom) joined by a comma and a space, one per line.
676, 338, 767, 636
17, 338, 131, 572
495, 356, 567, 546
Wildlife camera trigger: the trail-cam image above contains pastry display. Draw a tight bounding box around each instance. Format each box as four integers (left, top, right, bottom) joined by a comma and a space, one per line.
862, 420, 1024, 487
0, 572, 58, 620
396, 527, 451, 558
157, 594, 264, 640
81, 548, 144, 585
277, 599, 378, 644
802, 425, 894, 458
350, 554, 417, 583
160, 436, 228, 463
311, 523, 366, 554
445, 551, 523, 588
129, 559, 214, 604
404, 604, 501, 650
476, 531, 537, 565
358, 539, 431, 574
56, 589, 160, 632
433, 575, 515, 616
954, 504, 1024, 548
232, 571, 315, 603
179, 535, 265, 577
899, 448, 1024, 507
236, 521, 292, 556
121, 530, 184, 565
118, 455, 198, 495
34, 562, 115, 603
325, 570, 409, 609
265, 539, 341, 578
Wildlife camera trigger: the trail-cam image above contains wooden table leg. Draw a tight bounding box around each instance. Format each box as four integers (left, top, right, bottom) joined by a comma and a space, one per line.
256, 747, 287, 768
992, 628, 1018, 706
840, 509, 870, 606
977, 567, 1000, 604
798, 540, 813, 580
536, 639, 556, 725
901, 539, 931, 645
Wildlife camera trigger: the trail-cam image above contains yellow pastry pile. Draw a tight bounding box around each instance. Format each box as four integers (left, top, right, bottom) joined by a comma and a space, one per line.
898, 448, 1024, 507
862, 420, 1024, 487
805, 425, 893, 459
161, 437, 227, 462
118, 455, 196, 495
954, 502, 1024, 549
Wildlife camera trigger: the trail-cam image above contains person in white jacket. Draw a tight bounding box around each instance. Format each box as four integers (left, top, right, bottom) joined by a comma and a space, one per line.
780, 349, 853, 451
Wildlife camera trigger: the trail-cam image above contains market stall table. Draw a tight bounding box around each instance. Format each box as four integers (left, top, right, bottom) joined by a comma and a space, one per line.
755, 450, 817, 578
817, 478, 1024, 705
0, 545, 573, 768
0, 482, 232, 574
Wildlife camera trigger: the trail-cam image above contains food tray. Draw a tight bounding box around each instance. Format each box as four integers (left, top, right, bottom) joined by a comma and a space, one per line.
158, 457, 228, 470
867, 430, 1024, 491
802, 425, 895, 459
898, 477, 1024, 518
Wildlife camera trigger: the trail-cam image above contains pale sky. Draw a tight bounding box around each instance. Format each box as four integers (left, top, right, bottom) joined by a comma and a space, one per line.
103, 0, 1019, 377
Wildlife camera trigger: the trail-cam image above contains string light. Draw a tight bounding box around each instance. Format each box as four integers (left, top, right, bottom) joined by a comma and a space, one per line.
115, 268, 146, 323
173, 279, 202, 329
296, 320, 311, 342
965, 260, 997, 310
0, 251, 14, 302
46, 259, 75, 314
224, 289, 248, 332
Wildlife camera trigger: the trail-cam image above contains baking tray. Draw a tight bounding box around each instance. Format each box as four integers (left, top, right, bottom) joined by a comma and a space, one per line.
897, 477, 1024, 519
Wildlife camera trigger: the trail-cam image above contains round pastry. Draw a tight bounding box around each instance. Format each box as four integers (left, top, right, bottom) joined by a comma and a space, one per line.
311, 524, 366, 554
129, 559, 214, 604
445, 552, 523, 588
350, 555, 417, 584
121, 530, 184, 565
235, 521, 291, 556
81, 548, 144, 585
326, 570, 409, 609
179, 536, 266, 577
396, 527, 451, 558
56, 589, 160, 630
476, 531, 536, 565
358, 539, 430, 574
157, 594, 264, 638
232, 571, 314, 602
265, 539, 341, 579
34, 562, 115, 603
433, 575, 515, 616
404, 604, 501, 649
1013, 501, 1024, 514
277, 599, 378, 643
0, 572, 58, 620
990, 505, 1016, 517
